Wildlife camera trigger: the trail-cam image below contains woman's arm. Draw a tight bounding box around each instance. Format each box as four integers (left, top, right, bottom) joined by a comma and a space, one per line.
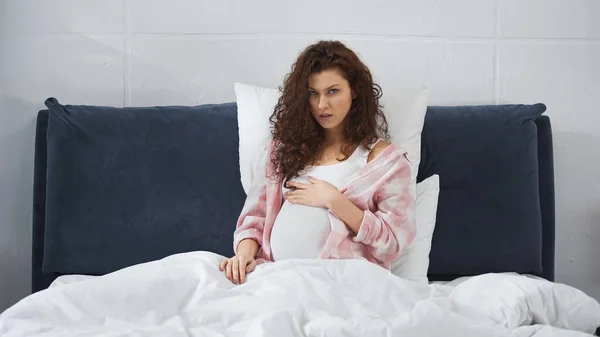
326, 195, 364, 234
334, 142, 416, 263
284, 141, 415, 263
326, 141, 391, 234
232, 142, 272, 256
236, 238, 260, 257
233, 177, 267, 256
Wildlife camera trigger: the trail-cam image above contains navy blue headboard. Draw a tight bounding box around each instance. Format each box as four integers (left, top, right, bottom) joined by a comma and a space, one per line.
32, 101, 554, 292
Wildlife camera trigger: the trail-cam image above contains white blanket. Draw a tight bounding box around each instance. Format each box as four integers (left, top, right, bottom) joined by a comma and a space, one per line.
1, 251, 599, 337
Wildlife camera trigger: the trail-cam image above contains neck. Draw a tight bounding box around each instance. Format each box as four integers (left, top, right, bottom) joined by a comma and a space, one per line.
323, 127, 344, 146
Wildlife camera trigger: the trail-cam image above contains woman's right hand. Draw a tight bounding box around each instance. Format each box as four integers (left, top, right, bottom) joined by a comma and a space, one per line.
219, 254, 257, 284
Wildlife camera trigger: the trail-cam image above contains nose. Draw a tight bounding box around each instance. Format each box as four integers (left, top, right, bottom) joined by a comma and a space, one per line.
317, 95, 328, 110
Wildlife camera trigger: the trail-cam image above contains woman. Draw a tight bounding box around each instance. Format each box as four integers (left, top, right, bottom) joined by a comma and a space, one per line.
220, 40, 416, 284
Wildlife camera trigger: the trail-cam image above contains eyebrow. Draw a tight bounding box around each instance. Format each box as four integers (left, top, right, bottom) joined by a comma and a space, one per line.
309, 84, 341, 91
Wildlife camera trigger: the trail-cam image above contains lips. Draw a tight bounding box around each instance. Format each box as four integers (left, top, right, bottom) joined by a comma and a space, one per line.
318, 113, 333, 119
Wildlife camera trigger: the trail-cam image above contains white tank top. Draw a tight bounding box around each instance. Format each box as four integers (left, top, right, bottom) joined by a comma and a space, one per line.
270, 144, 373, 261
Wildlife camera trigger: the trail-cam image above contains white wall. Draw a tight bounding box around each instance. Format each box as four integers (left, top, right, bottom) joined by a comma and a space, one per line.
1, 0, 599, 311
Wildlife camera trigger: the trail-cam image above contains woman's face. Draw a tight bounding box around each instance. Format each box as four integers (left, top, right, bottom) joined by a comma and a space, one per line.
308, 68, 354, 134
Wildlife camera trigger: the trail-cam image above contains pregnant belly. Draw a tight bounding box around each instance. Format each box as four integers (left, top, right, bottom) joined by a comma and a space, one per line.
270, 201, 332, 261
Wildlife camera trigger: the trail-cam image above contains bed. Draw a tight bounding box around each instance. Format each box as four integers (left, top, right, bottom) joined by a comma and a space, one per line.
0, 98, 598, 336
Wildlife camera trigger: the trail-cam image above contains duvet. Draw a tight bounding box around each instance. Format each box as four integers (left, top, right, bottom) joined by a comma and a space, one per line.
1, 251, 599, 337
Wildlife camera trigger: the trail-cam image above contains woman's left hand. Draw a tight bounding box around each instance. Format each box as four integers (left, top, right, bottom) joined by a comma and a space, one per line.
285, 177, 341, 209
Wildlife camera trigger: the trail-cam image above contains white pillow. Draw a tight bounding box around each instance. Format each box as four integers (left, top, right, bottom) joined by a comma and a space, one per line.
234, 82, 280, 194
233, 82, 430, 195
383, 87, 430, 197
391, 174, 440, 283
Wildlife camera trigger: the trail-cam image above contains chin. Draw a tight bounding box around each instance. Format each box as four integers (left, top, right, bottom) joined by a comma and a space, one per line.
316, 119, 341, 130
319, 123, 341, 130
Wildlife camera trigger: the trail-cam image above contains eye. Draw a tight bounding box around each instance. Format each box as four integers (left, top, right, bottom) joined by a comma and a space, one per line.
309, 90, 317, 96
328, 89, 339, 94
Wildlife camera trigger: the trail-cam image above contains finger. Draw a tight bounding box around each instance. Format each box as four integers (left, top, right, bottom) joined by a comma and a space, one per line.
226, 259, 233, 281
239, 259, 247, 284
286, 190, 307, 199
219, 259, 227, 271
292, 190, 311, 199
232, 258, 240, 284
285, 190, 298, 198
246, 259, 257, 273
307, 176, 320, 183
286, 181, 310, 189
290, 197, 306, 205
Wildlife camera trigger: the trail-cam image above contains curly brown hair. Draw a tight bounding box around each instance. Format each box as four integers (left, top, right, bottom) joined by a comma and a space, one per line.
269, 40, 390, 183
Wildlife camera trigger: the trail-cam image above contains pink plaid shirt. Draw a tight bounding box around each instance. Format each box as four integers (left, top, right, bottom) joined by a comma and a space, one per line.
233, 139, 416, 269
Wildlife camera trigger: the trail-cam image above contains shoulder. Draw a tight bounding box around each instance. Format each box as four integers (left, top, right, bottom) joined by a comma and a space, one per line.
367, 141, 392, 163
